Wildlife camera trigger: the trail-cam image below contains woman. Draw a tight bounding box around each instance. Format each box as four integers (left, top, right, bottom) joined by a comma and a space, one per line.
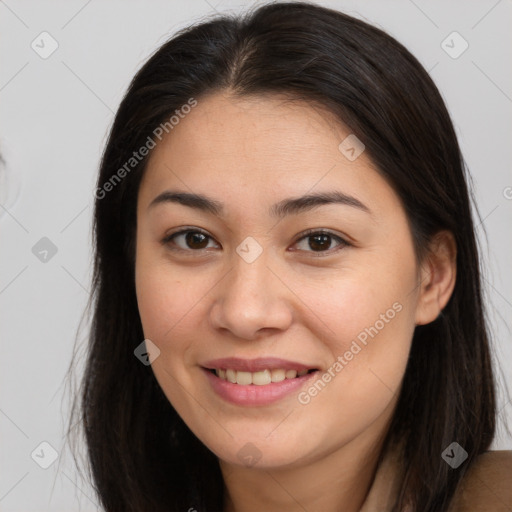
72, 2, 511, 510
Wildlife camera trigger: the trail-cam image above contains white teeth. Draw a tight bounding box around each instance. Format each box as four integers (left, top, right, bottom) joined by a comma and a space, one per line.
252, 369, 272, 385
226, 369, 237, 384
271, 369, 286, 382
214, 368, 312, 385
285, 369, 297, 379
236, 371, 252, 385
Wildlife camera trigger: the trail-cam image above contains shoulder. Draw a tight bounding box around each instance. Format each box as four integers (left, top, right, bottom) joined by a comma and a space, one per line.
449, 450, 512, 511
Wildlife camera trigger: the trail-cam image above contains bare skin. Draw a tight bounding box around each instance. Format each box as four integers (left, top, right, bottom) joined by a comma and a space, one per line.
134, 91, 456, 512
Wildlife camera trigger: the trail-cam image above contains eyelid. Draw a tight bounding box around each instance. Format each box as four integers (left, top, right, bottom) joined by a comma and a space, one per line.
161, 227, 219, 251
292, 228, 350, 255
162, 227, 350, 255
162, 226, 210, 241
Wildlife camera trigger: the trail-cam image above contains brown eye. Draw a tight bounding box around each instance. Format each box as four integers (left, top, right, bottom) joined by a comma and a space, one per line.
308, 234, 332, 251
293, 230, 348, 254
163, 229, 219, 252
184, 231, 209, 249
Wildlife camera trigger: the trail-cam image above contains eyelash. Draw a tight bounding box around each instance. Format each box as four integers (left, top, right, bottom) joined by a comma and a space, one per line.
161, 227, 350, 257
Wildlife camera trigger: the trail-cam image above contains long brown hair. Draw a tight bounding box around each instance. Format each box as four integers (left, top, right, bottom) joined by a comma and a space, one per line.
70, 2, 496, 510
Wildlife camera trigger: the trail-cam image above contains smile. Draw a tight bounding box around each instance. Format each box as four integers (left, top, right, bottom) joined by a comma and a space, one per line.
211, 368, 316, 385
202, 367, 319, 406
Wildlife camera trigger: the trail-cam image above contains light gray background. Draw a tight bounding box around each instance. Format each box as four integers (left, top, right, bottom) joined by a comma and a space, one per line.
1, 0, 511, 510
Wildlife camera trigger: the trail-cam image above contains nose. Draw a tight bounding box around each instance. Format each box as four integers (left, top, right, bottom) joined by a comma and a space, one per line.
209, 250, 293, 340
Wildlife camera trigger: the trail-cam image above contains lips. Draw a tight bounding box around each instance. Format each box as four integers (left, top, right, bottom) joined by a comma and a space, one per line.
202, 366, 318, 406
200, 357, 320, 406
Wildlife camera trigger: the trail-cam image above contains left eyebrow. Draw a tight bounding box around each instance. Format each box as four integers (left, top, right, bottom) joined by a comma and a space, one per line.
148, 189, 372, 218
270, 191, 371, 218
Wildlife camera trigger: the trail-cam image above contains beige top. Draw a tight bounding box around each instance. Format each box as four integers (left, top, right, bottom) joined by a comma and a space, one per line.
360, 446, 512, 511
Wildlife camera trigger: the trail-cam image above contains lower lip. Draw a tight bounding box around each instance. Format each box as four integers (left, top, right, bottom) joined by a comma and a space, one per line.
202, 368, 318, 406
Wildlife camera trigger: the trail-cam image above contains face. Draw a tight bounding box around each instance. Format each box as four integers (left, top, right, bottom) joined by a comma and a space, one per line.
135, 91, 423, 469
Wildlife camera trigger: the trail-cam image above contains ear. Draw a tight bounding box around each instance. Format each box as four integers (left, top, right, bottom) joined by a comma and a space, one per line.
415, 230, 457, 326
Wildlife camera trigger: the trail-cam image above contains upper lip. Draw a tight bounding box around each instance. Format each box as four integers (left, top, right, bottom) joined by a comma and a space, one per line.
201, 357, 318, 373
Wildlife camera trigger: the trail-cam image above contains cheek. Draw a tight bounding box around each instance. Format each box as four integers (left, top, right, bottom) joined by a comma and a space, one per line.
135, 260, 207, 410
135, 253, 221, 369
300, 259, 416, 346
294, 279, 415, 445
299, 252, 418, 394
136, 265, 173, 340
136, 264, 195, 344
135, 232, 196, 338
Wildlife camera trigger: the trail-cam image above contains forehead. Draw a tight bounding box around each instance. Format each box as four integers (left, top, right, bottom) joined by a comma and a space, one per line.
138, 91, 399, 220
150, 92, 346, 165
